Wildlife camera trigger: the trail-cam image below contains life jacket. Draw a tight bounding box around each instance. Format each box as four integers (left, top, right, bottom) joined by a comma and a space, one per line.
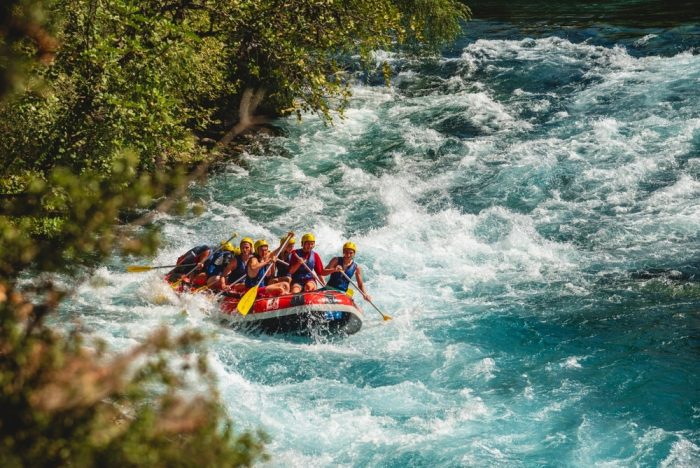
206, 251, 233, 278
276, 252, 292, 278
227, 254, 248, 284
291, 249, 316, 284
327, 258, 357, 292
245, 255, 268, 288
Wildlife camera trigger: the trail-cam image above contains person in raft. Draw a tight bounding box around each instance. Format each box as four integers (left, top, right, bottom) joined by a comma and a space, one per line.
288, 233, 325, 293
267, 235, 296, 288
219, 237, 254, 292
321, 242, 371, 301
167, 244, 212, 282
244, 234, 294, 296
197, 241, 238, 288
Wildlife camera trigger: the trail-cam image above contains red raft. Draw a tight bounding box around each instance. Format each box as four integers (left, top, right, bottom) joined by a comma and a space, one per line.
166, 274, 363, 335
216, 290, 364, 336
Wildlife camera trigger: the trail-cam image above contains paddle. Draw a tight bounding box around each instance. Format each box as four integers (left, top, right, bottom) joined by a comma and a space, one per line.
237, 233, 293, 316
340, 270, 391, 321
212, 274, 247, 300
191, 271, 243, 295
293, 251, 326, 288
126, 263, 196, 273
171, 232, 238, 289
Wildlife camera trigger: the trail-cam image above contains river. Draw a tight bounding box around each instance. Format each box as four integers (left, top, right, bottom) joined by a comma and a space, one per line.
63, 3, 700, 466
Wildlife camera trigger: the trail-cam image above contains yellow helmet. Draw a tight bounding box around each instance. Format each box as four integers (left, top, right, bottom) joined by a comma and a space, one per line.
302, 233, 315, 244
219, 241, 235, 252
281, 236, 296, 246
343, 242, 357, 252
254, 239, 269, 253
233, 247, 241, 255
240, 237, 254, 249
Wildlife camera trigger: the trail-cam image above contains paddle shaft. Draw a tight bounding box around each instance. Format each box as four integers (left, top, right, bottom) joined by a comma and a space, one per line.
159, 263, 197, 269
128, 262, 199, 273
192, 272, 244, 294
293, 251, 326, 287
340, 270, 389, 320
213, 273, 247, 298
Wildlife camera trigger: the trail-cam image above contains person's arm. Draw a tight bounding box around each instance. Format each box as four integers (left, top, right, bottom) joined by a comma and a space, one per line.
221, 257, 237, 277
248, 256, 274, 276
268, 231, 294, 260
288, 252, 302, 275
355, 265, 371, 302
196, 250, 211, 269
314, 253, 326, 286
320, 257, 339, 276
267, 231, 294, 259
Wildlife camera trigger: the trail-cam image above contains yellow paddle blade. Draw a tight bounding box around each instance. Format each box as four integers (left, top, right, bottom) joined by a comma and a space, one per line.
346, 288, 354, 298
170, 279, 182, 289
237, 286, 258, 316
383, 314, 392, 321
126, 265, 155, 273
191, 284, 210, 294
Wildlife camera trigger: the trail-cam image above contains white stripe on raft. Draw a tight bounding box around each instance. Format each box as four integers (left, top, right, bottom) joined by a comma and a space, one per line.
215, 303, 363, 323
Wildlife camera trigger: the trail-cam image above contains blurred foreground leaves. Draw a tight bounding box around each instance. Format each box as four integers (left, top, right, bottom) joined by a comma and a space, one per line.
0, 156, 267, 467
0, 288, 267, 467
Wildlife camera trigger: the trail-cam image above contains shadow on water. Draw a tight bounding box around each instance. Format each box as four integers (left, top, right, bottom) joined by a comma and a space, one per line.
466, 0, 700, 27
440, 1, 700, 60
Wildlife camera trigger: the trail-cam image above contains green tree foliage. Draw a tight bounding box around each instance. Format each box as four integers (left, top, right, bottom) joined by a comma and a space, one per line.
0, 155, 267, 467
0, 0, 59, 96
1, 0, 470, 178
0, 0, 469, 465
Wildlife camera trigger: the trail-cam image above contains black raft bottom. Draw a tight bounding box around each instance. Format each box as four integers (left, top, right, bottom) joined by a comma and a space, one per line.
222, 310, 362, 336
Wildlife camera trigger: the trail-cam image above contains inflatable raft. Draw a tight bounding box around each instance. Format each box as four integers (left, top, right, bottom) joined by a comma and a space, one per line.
216, 290, 363, 335
165, 274, 364, 335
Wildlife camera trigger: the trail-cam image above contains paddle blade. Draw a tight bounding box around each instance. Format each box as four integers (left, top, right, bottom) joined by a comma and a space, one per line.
237, 286, 258, 316
191, 284, 210, 294
346, 288, 354, 298
383, 314, 392, 321
126, 265, 154, 273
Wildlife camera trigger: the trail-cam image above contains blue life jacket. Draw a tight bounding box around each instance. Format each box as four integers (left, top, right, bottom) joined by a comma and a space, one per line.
291, 249, 316, 284
327, 258, 357, 291
226, 254, 247, 283
276, 252, 292, 278
206, 251, 233, 278
245, 255, 268, 288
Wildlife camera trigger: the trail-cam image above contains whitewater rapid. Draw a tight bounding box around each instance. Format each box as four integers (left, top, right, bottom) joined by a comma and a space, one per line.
63, 23, 700, 467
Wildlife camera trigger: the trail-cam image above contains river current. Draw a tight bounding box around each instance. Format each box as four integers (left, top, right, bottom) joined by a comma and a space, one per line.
63, 12, 700, 467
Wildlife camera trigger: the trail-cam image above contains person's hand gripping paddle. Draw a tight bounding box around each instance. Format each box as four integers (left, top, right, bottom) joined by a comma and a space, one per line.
293, 252, 326, 288
237, 233, 293, 316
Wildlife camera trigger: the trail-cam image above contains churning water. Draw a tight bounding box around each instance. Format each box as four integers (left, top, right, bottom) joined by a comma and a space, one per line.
62, 14, 700, 467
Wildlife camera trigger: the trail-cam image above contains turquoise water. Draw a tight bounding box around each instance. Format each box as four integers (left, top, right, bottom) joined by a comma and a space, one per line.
65, 16, 700, 467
